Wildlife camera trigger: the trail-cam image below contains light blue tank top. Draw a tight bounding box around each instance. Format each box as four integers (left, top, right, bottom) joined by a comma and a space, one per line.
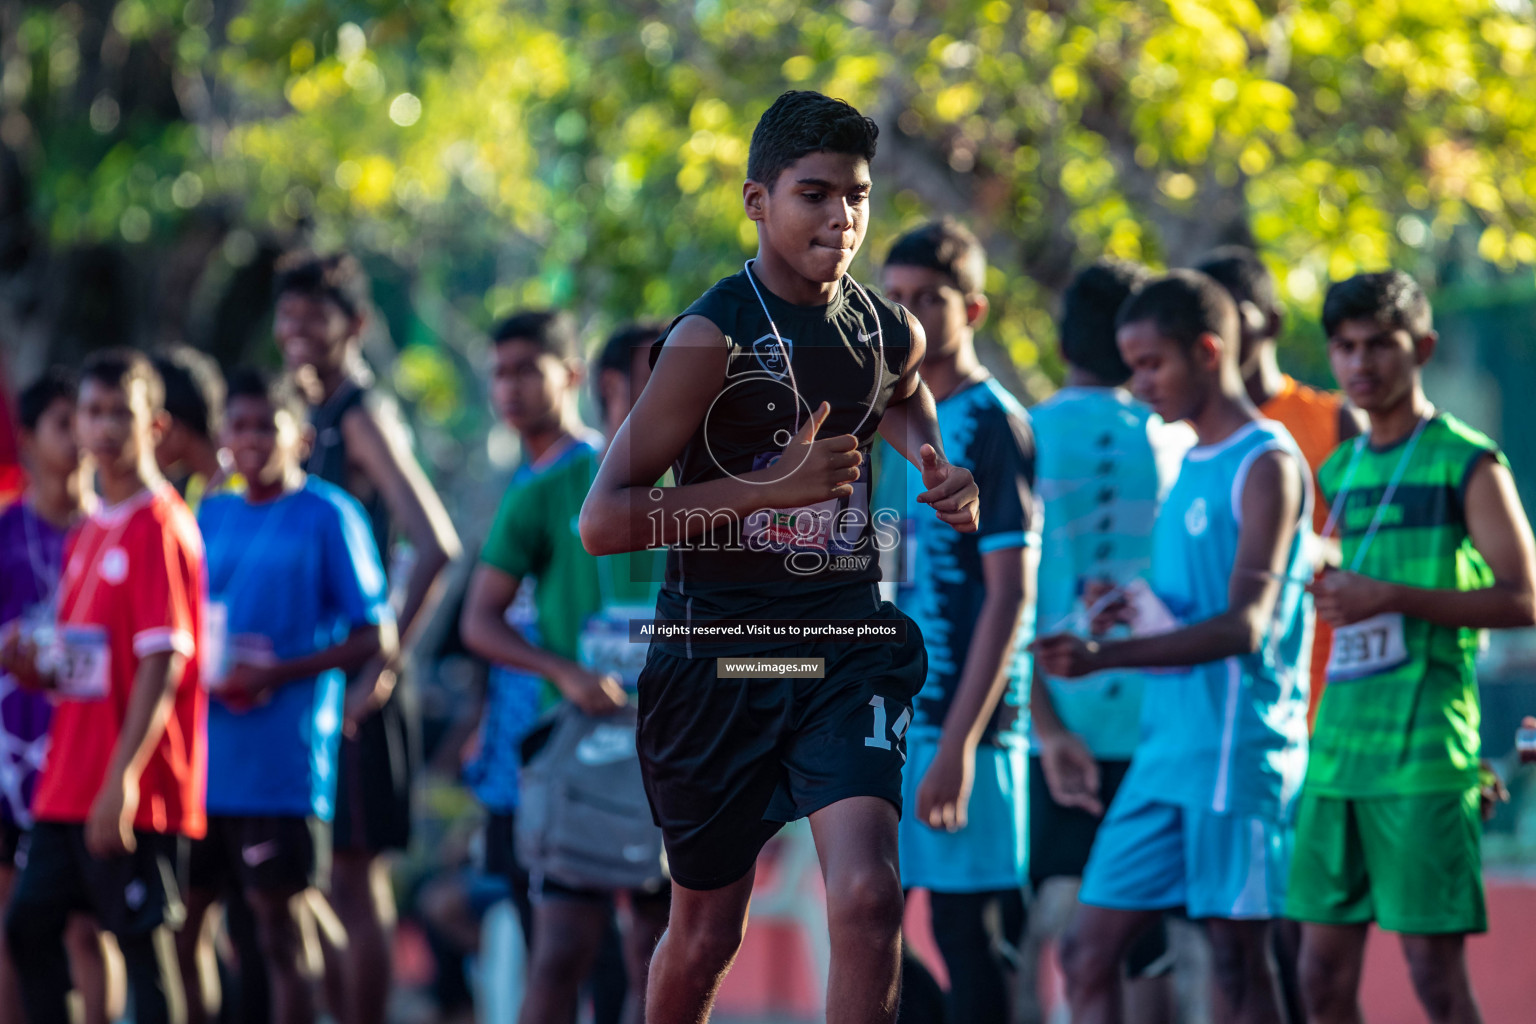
1120, 419, 1313, 817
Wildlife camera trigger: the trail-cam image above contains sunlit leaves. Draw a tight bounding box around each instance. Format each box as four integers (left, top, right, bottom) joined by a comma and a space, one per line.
12, 0, 1536, 391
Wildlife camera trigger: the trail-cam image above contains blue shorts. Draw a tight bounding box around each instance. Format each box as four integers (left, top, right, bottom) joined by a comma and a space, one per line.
1079, 792, 1290, 920
899, 732, 1027, 893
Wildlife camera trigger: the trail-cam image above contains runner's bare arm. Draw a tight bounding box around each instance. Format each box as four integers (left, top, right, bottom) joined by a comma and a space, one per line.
876, 319, 980, 531
1311, 454, 1536, 629
874, 314, 934, 464
940, 545, 1035, 747
342, 399, 463, 639
88, 650, 182, 857
248, 620, 396, 689
1030, 667, 1104, 815
579, 315, 863, 555
1035, 449, 1303, 675
340, 399, 462, 723
917, 543, 1036, 829
459, 564, 625, 714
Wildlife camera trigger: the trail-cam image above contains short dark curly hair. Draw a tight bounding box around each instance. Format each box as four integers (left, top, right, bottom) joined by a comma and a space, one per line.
490, 310, 579, 361
1059, 259, 1152, 384
274, 250, 372, 320
747, 91, 879, 191
81, 348, 165, 413
1196, 246, 1280, 324
884, 219, 987, 296
153, 345, 225, 443
1322, 270, 1432, 339
1116, 270, 1238, 356
224, 366, 308, 425
18, 367, 76, 432
594, 322, 665, 421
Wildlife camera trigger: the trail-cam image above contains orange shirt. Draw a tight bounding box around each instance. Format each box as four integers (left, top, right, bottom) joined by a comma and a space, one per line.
33, 484, 207, 837
1261, 375, 1346, 730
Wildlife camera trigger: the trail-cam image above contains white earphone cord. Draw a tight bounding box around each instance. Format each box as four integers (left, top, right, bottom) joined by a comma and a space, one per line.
743, 259, 885, 441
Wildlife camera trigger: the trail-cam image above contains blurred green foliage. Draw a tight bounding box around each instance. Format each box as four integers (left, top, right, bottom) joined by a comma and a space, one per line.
9, 0, 1536, 407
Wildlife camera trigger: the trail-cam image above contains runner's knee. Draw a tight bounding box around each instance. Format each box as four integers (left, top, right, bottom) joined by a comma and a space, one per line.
1205, 926, 1269, 1005
1299, 942, 1355, 1015
825, 862, 903, 939
249, 893, 305, 976
529, 921, 601, 989
671, 914, 744, 973
1060, 922, 1119, 993
1402, 941, 1471, 1021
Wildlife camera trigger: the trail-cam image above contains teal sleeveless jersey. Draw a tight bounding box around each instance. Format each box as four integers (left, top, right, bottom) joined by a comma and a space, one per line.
1119, 420, 1313, 817
1030, 387, 1191, 759
1306, 413, 1502, 798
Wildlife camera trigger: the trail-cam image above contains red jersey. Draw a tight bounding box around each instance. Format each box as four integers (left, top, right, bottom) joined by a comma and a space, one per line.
33, 484, 207, 837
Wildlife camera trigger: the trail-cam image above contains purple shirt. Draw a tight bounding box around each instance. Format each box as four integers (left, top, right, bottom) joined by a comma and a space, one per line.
0, 501, 66, 827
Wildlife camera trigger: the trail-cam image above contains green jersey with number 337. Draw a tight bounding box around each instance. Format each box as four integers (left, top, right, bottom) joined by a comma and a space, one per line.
1308, 412, 1503, 798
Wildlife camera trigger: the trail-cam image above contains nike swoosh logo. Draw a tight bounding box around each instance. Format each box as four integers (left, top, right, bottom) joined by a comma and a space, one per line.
243, 840, 280, 867
575, 728, 636, 766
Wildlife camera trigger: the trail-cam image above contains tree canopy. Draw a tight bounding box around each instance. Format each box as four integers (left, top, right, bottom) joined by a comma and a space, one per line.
6, 0, 1536, 442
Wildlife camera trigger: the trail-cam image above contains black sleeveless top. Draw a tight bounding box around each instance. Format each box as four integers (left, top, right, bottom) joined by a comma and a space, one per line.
305, 375, 393, 561
649, 268, 914, 627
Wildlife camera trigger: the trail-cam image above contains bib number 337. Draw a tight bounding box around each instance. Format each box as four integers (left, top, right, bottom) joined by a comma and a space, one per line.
1327, 612, 1409, 682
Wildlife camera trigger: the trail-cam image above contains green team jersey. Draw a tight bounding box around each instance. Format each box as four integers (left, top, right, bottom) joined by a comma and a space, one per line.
480, 448, 662, 703
1307, 412, 1504, 798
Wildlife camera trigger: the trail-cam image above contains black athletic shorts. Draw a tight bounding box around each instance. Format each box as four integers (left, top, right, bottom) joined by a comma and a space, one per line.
1028, 756, 1133, 885
333, 681, 418, 854
0, 818, 23, 869
483, 811, 520, 884
1028, 755, 1172, 979
637, 600, 925, 891
10, 821, 186, 937
189, 815, 329, 895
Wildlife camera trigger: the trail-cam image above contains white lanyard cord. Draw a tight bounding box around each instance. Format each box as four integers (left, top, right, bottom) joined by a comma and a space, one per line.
1318, 414, 1431, 573
742, 260, 886, 442
21, 502, 63, 611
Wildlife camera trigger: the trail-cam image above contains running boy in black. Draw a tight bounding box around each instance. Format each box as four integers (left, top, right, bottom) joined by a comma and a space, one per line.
580, 91, 980, 1024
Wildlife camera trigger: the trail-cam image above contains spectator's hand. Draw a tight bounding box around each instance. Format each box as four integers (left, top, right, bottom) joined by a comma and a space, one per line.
86, 774, 138, 858
343, 663, 397, 738
1479, 759, 1510, 822
1037, 730, 1104, 816
916, 445, 980, 534
553, 665, 628, 716
0, 623, 47, 691
219, 662, 282, 712
1030, 634, 1101, 679
1307, 568, 1389, 627
1082, 580, 1131, 635
916, 742, 974, 832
